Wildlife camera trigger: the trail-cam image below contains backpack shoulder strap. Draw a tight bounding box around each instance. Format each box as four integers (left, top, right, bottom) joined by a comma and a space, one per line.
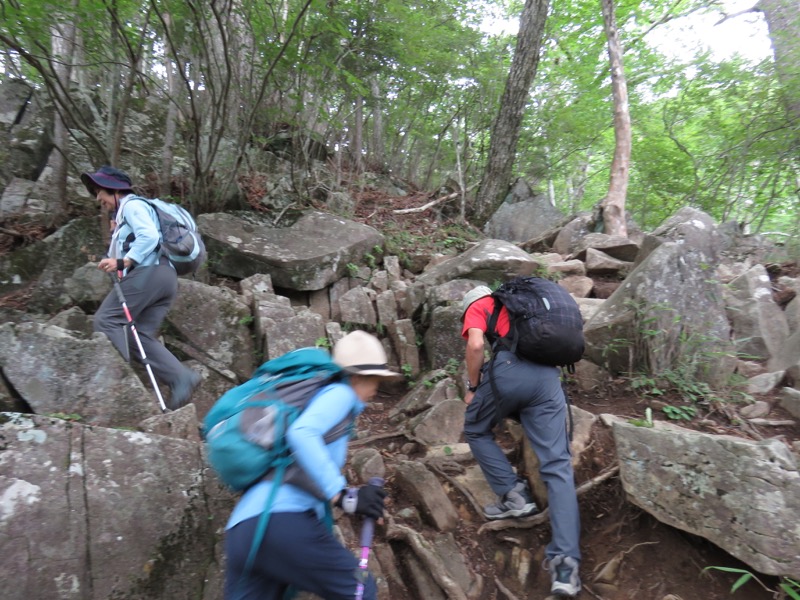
488, 295, 519, 354
486, 296, 502, 344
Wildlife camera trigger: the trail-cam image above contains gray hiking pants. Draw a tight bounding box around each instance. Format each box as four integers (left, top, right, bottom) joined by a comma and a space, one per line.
464, 350, 581, 562
94, 262, 189, 388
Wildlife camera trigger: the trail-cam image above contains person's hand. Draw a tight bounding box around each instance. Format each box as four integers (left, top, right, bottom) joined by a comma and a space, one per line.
338, 484, 387, 520
97, 257, 130, 273
464, 390, 475, 405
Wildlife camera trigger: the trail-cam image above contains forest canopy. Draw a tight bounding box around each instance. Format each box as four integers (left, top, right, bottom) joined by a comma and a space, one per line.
0, 0, 797, 240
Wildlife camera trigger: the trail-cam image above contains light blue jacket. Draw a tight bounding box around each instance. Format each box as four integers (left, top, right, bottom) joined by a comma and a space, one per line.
226, 382, 363, 529
109, 195, 162, 273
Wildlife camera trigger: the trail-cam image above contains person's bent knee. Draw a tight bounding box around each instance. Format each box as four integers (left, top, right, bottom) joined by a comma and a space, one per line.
93, 313, 112, 335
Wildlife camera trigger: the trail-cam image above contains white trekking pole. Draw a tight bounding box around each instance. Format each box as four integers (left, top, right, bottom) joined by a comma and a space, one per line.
107, 271, 167, 412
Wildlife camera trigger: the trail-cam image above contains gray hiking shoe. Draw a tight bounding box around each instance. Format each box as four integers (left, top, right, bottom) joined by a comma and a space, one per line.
483, 480, 538, 520
547, 555, 582, 597
168, 370, 201, 410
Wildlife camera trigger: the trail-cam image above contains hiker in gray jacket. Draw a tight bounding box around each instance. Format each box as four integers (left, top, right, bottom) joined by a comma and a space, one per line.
82, 166, 201, 410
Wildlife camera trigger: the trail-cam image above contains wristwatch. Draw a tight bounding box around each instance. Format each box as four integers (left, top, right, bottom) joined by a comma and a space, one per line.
467, 381, 478, 392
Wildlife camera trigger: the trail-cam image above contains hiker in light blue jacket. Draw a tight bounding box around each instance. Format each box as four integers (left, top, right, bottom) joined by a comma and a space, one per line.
224, 331, 399, 600
81, 166, 201, 410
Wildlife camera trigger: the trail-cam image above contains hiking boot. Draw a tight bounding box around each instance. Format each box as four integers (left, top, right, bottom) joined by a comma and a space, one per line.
483, 480, 538, 520
548, 555, 581, 597
168, 370, 201, 410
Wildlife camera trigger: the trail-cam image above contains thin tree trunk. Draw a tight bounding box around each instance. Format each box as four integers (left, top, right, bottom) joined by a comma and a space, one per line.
473, 0, 550, 225
454, 117, 467, 221
158, 12, 176, 198
600, 0, 630, 237
370, 77, 386, 171
51, 2, 78, 216
352, 94, 364, 174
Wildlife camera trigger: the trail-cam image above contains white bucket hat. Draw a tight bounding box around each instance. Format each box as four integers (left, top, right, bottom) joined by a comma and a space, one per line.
461, 285, 493, 318
333, 331, 401, 377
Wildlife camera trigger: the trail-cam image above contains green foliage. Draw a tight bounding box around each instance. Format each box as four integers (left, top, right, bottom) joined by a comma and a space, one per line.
422, 370, 448, 388
705, 566, 800, 599
662, 404, 697, 421
315, 336, 331, 349
46, 413, 83, 422
444, 358, 461, 377
401, 363, 415, 385
630, 375, 663, 396
237, 315, 254, 326
2, 0, 796, 238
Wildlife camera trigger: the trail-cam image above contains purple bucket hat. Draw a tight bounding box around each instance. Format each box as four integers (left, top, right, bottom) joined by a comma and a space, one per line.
80, 166, 133, 195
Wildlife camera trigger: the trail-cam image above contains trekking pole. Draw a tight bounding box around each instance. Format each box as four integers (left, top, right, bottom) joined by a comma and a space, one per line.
355, 476, 384, 600
106, 271, 168, 412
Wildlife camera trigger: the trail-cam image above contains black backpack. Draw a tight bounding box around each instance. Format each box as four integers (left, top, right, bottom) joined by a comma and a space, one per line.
487, 276, 585, 368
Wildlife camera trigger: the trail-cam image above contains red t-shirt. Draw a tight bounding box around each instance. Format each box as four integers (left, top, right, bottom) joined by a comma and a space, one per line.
461, 296, 510, 339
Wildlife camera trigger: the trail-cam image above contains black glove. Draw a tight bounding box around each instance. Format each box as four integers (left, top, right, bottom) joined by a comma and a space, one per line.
337, 484, 387, 520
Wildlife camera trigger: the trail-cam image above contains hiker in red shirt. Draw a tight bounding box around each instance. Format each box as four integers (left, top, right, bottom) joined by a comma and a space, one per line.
461, 285, 582, 598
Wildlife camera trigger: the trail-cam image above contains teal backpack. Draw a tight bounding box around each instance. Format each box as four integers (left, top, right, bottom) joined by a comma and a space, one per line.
203, 347, 352, 585
203, 347, 349, 493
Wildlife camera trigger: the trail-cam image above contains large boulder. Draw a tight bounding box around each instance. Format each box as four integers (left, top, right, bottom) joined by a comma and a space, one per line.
724, 264, 789, 362
584, 209, 734, 386
483, 178, 566, 243
408, 239, 542, 320
198, 210, 384, 291
611, 417, 800, 579
0, 322, 159, 426
0, 413, 229, 600
168, 279, 256, 381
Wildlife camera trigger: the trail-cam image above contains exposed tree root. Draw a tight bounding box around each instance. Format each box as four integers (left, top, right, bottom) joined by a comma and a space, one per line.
426, 460, 486, 516
494, 577, 521, 600
385, 517, 469, 600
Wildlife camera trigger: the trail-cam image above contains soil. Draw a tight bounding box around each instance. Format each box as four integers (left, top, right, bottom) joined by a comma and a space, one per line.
2, 184, 798, 600
361, 379, 798, 600
344, 192, 800, 600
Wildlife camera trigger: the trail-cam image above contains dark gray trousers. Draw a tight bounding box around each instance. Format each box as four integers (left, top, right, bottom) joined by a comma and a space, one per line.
224, 511, 377, 600
464, 350, 581, 561
94, 262, 188, 388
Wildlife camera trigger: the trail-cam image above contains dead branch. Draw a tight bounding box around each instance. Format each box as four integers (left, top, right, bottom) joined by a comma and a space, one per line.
392, 183, 478, 215
349, 429, 408, 446
273, 201, 297, 226
715, 6, 759, 26
392, 191, 458, 215
747, 418, 795, 427
0, 226, 25, 238
479, 465, 620, 533
593, 541, 659, 584
385, 518, 469, 600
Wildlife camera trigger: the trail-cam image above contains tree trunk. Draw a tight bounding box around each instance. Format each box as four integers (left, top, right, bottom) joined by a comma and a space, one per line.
352, 94, 364, 174
473, 0, 550, 226
758, 0, 800, 145
370, 77, 386, 171
161, 60, 179, 199
599, 0, 631, 238
50, 4, 78, 216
